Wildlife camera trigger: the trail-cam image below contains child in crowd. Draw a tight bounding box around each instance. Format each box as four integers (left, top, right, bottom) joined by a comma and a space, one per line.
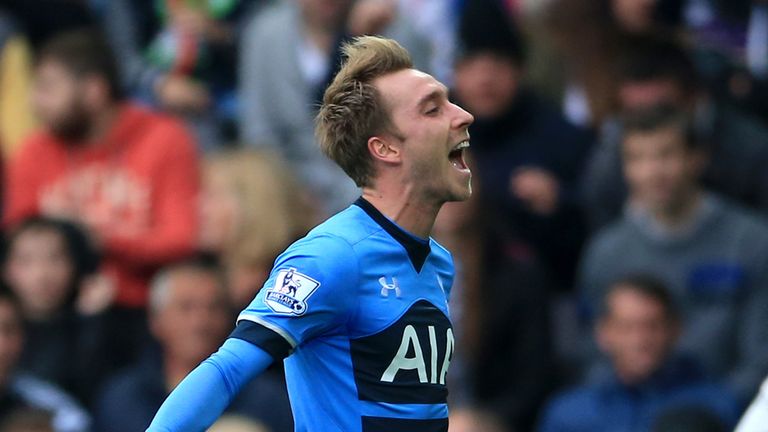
3, 217, 112, 405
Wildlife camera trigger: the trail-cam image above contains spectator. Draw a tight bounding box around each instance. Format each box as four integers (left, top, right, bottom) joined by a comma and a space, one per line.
395, 0, 457, 85
653, 405, 728, 432
530, 0, 684, 128
0, 290, 89, 432
453, 0, 593, 288
0, 408, 54, 432
539, 275, 739, 432
4, 29, 200, 362
93, 260, 293, 432
200, 150, 315, 312
239, 0, 430, 214
582, 37, 768, 229
433, 177, 554, 431
447, 406, 506, 432
2, 217, 110, 405
578, 105, 768, 401
101, 0, 257, 150
0, 10, 35, 156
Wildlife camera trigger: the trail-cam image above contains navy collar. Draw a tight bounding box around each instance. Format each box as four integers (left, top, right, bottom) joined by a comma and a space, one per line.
353, 197, 431, 272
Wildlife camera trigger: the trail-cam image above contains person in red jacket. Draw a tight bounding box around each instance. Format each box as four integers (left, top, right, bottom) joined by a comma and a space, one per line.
4, 30, 199, 335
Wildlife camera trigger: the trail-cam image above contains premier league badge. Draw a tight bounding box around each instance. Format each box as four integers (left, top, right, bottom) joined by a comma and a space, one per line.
265, 268, 321, 315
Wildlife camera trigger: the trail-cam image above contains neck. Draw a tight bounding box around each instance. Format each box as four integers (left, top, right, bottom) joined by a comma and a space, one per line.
361, 186, 442, 239
85, 103, 120, 145
651, 190, 702, 229
614, 366, 650, 387
163, 355, 197, 391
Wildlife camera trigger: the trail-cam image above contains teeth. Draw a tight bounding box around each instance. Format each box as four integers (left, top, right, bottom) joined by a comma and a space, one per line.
452, 140, 470, 151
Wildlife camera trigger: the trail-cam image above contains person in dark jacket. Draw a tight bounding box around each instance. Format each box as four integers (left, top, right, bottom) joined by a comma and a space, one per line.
453, 0, 594, 288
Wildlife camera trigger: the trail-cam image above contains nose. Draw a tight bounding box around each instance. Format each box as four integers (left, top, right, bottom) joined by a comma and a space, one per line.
451, 103, 475, 129
451, 103, 474, 130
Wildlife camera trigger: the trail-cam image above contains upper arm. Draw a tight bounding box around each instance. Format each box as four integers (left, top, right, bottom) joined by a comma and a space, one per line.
231, 234, 359, 360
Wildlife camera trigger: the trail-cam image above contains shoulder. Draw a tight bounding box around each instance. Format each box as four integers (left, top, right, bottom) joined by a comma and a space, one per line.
244, 2, 294, 40
275, 223, 361, 281
668, 382, 740, 424
122, 104, 197, 157
13, 130, 59, 160
127, 105, 193, 142
711, 196, 768, 242
583, 219, 634, 261
282, 232, 358, 264
540, 385, 600, 428
306, 205, 385, 248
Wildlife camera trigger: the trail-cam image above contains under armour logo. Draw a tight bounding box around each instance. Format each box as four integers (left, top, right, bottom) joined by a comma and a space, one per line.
379, 277, 401, 298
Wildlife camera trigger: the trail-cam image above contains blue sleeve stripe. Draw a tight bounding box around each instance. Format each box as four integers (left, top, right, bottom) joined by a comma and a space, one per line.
229, 319, 294, 360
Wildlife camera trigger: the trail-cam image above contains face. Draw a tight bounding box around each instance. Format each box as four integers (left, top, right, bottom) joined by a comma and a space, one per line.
597, 286, 677, 384
199, 169, 240, 252
151, 271, 231, 366
623, 126, 700, 213
298, 0, 352, 29
611, 0, 657, 33
374, 69, 475, 203
5, 229, 74, 319
32, 60, 92, 142
618, 79, 687, 112
0, 300, 23, 381
453, 53, 520, 119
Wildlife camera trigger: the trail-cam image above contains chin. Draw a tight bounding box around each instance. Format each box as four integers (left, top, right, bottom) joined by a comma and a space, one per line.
447, 184, 472, 203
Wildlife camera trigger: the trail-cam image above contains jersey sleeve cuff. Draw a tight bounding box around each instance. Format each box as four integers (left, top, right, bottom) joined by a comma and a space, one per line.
229, 314, 297, 360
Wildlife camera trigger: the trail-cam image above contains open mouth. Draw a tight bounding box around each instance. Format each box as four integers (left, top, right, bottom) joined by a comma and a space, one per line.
449, 140, 470, 172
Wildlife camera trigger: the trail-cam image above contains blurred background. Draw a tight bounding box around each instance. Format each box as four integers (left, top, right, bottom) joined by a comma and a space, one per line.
0, 0, 767, 430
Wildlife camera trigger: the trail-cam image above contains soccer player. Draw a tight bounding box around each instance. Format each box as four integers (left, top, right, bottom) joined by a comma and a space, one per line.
147, 35, 474, 432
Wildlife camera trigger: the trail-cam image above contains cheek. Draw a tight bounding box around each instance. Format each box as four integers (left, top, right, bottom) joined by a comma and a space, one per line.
33, 87, 76, 122
48, 261, 75, 294
202, 195, 238, 235
6, 261, 39, 291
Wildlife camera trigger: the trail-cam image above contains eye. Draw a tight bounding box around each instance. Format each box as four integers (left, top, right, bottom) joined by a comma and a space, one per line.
425, 106, 440, 116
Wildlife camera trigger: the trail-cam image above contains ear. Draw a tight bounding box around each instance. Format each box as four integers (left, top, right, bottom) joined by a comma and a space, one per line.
368, 135, 402, 165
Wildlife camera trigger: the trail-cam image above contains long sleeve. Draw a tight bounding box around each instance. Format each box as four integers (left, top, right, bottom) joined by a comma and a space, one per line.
147, 338, 274, 432
102, 0, 165, 100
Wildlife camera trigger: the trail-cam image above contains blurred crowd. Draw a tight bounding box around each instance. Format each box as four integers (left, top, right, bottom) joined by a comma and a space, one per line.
0, 0, 767, 431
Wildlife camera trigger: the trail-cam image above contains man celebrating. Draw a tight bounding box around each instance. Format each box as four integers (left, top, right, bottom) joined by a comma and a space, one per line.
148, 36, 474, 431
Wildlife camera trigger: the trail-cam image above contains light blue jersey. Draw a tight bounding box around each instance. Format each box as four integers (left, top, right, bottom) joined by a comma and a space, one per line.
230, 198, 455, 432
